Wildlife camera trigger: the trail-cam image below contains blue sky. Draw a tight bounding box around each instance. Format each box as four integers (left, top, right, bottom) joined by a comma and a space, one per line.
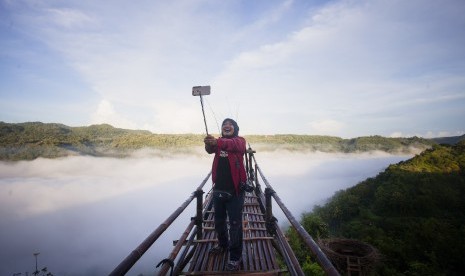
1, 0, 464, 138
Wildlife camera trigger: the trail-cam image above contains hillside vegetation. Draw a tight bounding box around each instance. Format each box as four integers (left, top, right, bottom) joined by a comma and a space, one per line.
288, 141, 465, 275
0, 122, 203, 160
0, 121, 440, 161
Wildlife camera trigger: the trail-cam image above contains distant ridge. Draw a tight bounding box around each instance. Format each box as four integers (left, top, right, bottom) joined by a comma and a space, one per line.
0, 121, 442, 161
431, 134, 465, 145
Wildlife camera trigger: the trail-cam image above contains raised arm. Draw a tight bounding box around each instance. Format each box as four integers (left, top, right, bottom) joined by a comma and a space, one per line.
217, 136, 246, 154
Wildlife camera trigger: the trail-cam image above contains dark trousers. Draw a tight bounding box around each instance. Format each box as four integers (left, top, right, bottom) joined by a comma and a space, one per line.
213, 191, 244, 261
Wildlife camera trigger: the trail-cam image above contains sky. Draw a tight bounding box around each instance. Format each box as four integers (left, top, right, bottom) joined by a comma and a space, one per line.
1, 0, 464, 138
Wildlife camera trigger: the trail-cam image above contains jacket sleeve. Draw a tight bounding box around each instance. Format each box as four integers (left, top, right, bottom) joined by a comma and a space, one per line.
217, 136, 246, 154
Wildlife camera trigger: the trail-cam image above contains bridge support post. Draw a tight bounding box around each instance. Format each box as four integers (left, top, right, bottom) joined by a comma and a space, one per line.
255, 163, 261, 195
247, 147, 256, 181
265, 188, 273, 218
265, 188, 276, 234
194, 189, 204, 239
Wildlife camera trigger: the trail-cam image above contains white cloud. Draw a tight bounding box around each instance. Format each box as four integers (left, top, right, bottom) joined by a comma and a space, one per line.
1, 0, 464, 137
308, 119, 344, 136
390, 130, 464, 138
423, 131, 465, 138
0, 154, 211, 218
46, 8, 95, 28
150, 101, 206, 134
213, 0, 465, 137
90, 99, 137, 129
389, 132, 403, 138
93, 99, 115, 118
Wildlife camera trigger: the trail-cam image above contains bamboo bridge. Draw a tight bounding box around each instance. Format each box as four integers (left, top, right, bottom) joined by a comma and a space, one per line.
110, 147, 342, 276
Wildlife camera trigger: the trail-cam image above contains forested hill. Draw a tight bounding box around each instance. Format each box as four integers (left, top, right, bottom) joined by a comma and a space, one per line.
0, 121, 450, 161
289, 141, 465, 275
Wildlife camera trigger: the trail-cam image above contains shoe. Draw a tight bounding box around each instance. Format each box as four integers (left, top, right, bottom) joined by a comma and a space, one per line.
226, 259, 241, 271
209, 245, 227, 254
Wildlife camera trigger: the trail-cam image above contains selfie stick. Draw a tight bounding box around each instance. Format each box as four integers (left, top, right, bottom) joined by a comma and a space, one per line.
199, 94, 208, 135
192, 86, 211, 135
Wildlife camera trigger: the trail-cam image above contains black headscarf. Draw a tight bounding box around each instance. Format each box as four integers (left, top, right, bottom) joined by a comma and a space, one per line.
221, 118, 239, 137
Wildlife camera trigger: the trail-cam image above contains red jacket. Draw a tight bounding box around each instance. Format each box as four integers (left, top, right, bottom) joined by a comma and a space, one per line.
206, 136, 247, 195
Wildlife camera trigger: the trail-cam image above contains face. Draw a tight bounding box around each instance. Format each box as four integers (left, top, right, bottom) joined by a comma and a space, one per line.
222, 121, 235, 137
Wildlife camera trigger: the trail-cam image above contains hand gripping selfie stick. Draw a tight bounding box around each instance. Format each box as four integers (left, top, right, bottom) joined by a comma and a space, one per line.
192, 85, 211, 135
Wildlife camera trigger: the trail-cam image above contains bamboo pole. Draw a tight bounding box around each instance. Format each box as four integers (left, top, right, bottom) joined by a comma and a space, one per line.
159, 192, 214, 275
254, 160, 340, 276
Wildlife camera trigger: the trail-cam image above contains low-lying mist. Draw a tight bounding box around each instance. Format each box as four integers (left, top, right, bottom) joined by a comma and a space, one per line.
0, 150, 411, 275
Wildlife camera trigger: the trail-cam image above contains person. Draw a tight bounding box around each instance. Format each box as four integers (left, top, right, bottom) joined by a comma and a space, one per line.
204, 118, 247, 271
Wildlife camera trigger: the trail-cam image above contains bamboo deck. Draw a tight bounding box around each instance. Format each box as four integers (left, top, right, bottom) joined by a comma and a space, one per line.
181, 193, 287, 275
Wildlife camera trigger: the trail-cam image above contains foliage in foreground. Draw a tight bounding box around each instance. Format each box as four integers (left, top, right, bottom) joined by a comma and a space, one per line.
287, 141, 465, 275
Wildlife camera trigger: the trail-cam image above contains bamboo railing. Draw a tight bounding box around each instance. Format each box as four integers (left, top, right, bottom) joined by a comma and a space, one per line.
110, 147, 340, 276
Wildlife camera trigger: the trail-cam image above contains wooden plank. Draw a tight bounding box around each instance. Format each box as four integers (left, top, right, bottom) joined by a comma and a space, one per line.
183, 192, 282, 275
185, 237, 274, 244
181, 269, 287, 275
189, 208, 215, 272
242, 213, 251, 271
199, 228, 215, 271
263, 231, 276, 269
204, 208, 218, 272
251, 217, 262, 270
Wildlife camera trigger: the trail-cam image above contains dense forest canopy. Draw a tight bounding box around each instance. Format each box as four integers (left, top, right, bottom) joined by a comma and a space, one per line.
288, 141, 465, 275
0, 121, 449, 161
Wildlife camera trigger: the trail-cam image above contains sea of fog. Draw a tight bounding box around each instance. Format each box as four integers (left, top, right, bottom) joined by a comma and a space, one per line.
0, 150, 411, 276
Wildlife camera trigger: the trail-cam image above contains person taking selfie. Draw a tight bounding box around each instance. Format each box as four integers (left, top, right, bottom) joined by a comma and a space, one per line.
204, 118, 247, 271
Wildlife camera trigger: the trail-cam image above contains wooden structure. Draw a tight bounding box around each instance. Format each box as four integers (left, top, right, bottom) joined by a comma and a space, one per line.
110, 148, 340, 276
177, 191, 284, 274
346, 256, 362, 276
318, 239, 380, 276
